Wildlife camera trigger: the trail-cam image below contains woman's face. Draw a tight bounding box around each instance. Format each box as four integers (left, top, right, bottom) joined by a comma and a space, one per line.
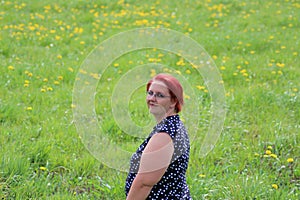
146, 81, 176, 117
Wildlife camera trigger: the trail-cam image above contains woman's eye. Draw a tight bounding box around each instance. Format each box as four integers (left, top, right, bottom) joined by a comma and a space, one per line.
147, 91, 154, 95
157, 93, 164, 98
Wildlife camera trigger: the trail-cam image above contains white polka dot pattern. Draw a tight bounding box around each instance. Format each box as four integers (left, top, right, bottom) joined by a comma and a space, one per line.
125, 115, 192, 199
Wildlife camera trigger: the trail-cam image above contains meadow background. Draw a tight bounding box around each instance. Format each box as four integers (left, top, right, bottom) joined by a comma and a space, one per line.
1, 0, 299, 199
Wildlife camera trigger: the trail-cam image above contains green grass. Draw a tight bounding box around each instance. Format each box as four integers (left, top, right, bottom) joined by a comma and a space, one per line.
1, 0, 299, 199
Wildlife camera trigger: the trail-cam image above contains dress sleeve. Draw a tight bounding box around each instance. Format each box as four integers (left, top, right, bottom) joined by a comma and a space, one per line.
157, 120, 177, 140
156, 117, 188, 164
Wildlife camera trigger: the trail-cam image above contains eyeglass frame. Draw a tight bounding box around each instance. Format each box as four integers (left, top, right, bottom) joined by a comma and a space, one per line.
146, 90, 171, 99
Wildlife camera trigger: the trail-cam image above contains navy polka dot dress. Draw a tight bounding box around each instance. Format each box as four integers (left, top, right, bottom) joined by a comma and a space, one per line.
125, 115, 192, 199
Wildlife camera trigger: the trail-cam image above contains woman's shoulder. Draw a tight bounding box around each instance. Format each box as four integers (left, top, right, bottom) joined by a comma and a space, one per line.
154, 115, 182, 137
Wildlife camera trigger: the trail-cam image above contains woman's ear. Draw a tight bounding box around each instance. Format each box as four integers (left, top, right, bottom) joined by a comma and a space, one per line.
170, 98, 177, 109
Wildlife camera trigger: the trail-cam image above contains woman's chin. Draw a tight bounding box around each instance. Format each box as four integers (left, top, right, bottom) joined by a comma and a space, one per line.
149, 107, 166, 116
149, 106, 158, 114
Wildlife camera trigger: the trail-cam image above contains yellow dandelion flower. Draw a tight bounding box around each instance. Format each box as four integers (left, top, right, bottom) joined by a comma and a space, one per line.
47, 87, 53, 91
55, 35, 61, 40
287, 158, 294, 163
80, 41, 85, 45
114, 63, 119, 67
75, 27, 84, 34
40, 88, 46, 92
175, 70, 182, 75
196, 85, 205, 90
54, 81, 60, 85
292, 88, 298, 92
68, 67, 74, 72
270, 154, 277, 158
150, 69, 156, 77
90, 73, 100, 79
27, 72, 33, 77
71, 104, 76, 108
24, 83, 29, 87
276, 63, 285, 68
8, 65, 15, 70
265, 150, 272, 155
212, 55, 218, 60
148, 58, 154, 62
158, 53, 164, 58
176, 58, 185, 66
272, 184, 278, 190
185, 69, 191, 74
199, 174, 206, 178
79, 69, 87, 74
39, 166, 47, 171
57, 54, 62, 59
267, 146, 273, 150
184, 94, 190, 99
58, 76, 63, 80
44, 5, 51, 10
192, 64, 199, 69
26, 106, 33, 111
43, 78, 48, 82
240, 69, 247, 74
220, 66, 226, 70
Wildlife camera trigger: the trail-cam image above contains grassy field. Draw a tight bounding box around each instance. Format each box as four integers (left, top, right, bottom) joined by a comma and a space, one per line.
1, 0, 299, 199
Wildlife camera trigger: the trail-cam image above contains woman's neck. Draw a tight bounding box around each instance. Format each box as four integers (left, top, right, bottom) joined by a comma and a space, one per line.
154, 110, 177, 123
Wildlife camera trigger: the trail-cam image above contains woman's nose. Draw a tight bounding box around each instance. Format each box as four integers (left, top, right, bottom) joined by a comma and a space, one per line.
147, 94, 156, 101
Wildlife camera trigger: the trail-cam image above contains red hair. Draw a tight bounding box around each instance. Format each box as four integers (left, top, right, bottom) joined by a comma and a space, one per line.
146, 73, 184, 113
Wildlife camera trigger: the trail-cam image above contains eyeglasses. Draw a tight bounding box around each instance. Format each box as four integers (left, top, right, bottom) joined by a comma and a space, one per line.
146, 90, 171, 99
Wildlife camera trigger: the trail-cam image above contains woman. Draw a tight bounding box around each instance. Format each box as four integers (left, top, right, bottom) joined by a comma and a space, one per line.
125, 73, 191, 199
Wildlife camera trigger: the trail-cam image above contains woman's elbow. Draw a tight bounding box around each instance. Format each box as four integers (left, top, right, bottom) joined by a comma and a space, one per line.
134, 175, 156, 189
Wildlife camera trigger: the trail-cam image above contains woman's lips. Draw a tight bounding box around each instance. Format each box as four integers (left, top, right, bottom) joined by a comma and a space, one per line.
148, 102, 157, 107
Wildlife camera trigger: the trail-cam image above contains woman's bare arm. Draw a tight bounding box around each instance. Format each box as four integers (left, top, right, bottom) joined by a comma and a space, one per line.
126, 132, 174, 200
